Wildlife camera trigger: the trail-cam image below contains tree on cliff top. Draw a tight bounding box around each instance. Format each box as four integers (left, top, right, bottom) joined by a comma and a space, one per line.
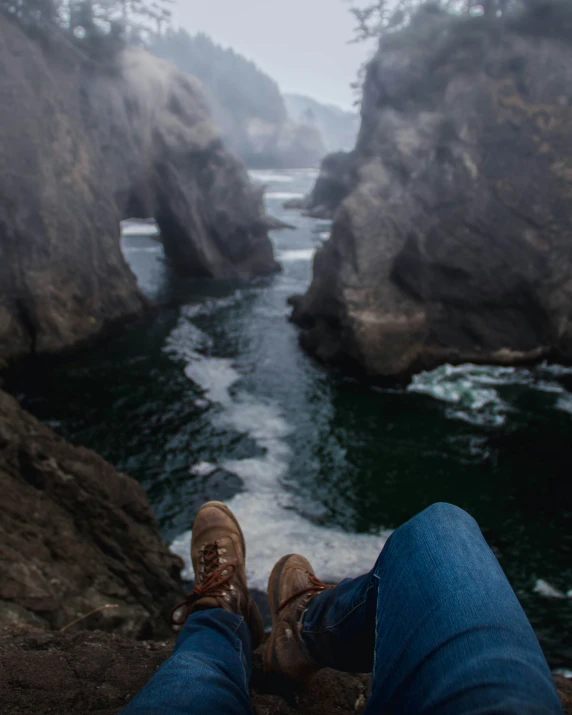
2, 0, 173, 52
150, 29, 288, 126
346, 0, 538, 40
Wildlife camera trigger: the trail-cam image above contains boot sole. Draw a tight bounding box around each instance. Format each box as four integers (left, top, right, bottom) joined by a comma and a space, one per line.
195, 501, 265, 649
264, 553, 294, 673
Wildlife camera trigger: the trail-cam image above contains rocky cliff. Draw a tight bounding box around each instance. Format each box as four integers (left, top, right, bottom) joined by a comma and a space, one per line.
0, 389, 183, 639
284, 94, 359, 154
285, 151, 355, 219
0, 17, 278, 362
291, 2, 572, 382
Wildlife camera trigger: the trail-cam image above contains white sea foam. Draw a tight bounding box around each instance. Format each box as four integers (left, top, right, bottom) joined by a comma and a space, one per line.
190, 462, 217, 477
555, 393, 572, 415
272, 276, 306, 293
164, 313, 239, 405
122, 246, 162, 255
266, 192, 305, 200
285, 168, 320, 180
534, 579, 572, 599
121, 221, 160, 237
248, 171, 294, 183
408, 365, 509, 427
164, 314, 213, 361
407, 363, 572, 427
538, 363, 572, 377
183, 292, 245, 318
166, 309, 391, 591
251, 306, 287, 319
277, 248, 315, 262
184, 359, 240, 406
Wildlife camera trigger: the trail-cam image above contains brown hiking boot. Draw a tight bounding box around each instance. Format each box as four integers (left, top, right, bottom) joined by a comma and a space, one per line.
171, 501, 264, 648
265, 554, 334, 681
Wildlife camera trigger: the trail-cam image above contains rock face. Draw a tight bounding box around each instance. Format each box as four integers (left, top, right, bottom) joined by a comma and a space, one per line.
0, 17, 278, 362
284, 94, 359, 154
0, 389, 183, 639
291, 4, 572, 381
241, 118, 325, 170
286, 151, 355, 219
0, 627, 372, 715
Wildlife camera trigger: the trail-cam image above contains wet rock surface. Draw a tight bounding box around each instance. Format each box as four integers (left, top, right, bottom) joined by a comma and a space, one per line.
284, 151, 354, 220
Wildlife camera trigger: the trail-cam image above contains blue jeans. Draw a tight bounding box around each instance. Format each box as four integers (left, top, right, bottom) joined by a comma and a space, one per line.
122, 503, 563, 714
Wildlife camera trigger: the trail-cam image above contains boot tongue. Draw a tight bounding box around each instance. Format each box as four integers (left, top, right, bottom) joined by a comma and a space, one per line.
292, 566, 313, 591
191, 596, 221, 613
280, 566, 314, 607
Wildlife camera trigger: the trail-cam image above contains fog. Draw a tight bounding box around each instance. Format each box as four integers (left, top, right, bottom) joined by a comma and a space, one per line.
172, 0, 375, 109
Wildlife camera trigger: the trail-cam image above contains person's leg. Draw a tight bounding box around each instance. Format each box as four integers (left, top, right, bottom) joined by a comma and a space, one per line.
266, 502, 563, 714
122, 501, 263, 715
121, 609, 253, 715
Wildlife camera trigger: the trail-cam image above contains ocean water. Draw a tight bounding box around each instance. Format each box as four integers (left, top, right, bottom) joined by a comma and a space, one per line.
10, 169, 572, 667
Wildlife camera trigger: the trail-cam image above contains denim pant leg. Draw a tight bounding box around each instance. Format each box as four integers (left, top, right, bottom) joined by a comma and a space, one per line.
121, 609, 253, 715
302, 502, 563, 714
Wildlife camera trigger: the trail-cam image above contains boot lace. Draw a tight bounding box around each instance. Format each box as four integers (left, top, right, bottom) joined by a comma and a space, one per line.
278, 573, 334, 612
170, 540, 235, 625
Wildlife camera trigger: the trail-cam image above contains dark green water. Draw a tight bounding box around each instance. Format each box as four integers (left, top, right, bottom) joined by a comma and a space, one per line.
8, 169, 572, 668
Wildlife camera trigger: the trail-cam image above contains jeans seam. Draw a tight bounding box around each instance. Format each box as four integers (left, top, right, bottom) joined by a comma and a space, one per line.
230, 616, 249, 692
302, 581, 375, 635
372, 573, 380, 677
230, 615, 245, 634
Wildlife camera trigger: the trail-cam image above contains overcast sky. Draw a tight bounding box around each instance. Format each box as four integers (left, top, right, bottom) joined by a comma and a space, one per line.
172, 0, 376, 110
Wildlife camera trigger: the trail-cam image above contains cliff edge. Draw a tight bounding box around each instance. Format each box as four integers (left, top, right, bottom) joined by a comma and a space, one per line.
0, 391, 570, 709
0, 628, 570, 714
0, 389, 183, 639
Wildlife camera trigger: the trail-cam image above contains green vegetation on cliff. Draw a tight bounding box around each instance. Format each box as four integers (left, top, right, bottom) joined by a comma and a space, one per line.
151, 30, 287, 127
150, 29, 326, 168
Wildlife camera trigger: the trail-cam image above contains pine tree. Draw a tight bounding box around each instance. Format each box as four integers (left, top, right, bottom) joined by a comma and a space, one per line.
346, 0, 527, 40
3, 0, 172, 45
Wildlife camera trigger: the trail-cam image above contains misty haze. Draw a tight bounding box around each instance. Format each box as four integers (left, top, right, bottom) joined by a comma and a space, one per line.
0, 1, 571, 713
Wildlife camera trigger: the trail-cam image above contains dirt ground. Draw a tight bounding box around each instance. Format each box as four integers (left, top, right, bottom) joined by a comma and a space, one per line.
0, 627, 570, 715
